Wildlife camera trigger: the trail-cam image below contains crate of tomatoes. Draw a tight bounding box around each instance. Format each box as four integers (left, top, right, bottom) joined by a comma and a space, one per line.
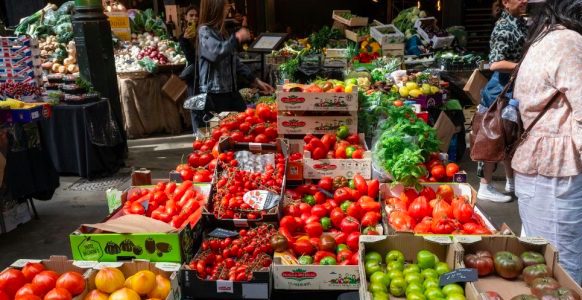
271, 175, 382, 290
203, 137, 288, 228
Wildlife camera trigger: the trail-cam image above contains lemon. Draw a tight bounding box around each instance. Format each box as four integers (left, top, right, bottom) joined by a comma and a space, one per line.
345, 84, 354, 93
422, 84, 432, 95
391, 85, 399, 93
409, 89, 422, 98
399, 86, 409, 97
430, 86, 440, 94
405, 82, 418, 90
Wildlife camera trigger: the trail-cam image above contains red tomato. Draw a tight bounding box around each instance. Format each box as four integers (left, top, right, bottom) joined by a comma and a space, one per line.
351, 149, 364, 159
346, 134, 360, 145
55, 272, 84, 296
298, 203, 312, 215
293, 240, 315, 256
303, 134, 315, 144
333, 188, 352, 203
330, 207, 345, 228
361, 211, 381, 227
446, 163, 460, 178
334, 146, 347, 159
340, 216, 360, 234
353, 174, 368, 196
437, 185, 455, 203
0, 269, 27, 298
420, 186, 437, 201
280, 216, 297, 232
31, 271, 59, 297
346, 202, 363, 220
305, 222, 323, 238
14, 295, 41, 300
346, 232, 361, 252
310, 205, 328, 218
367, 179, 379, 198
21, 263, 45, 283
15, 283, 44, 298
313, 192, 326, 205
43, 288, 71, 300
337, 249, 353, 263
311, 147, 327, 160
320, 134, 337, 150
349, 253, 359, 265
389, 210, 416, 231
431, 165, 446, 180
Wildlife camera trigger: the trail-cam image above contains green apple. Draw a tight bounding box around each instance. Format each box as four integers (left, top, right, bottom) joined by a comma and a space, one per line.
387, 260, 405, 272
386, 250, 405, 264
370, 281, 388, 294
423, 278, 440, 290
373, 292, 390, 300
371, 271, 391, 287
417, 250, 437, 270
366, 260, 383, 276
446, 294, 466, 300
366, 251, 383, 263
390, 277, 407, 297
406, 282, 425, 295
442, 284, 465, 296
425, 287, 446, 300
435, 262, 450, 275
421, 268, 439, 280
404, 264, 421, 275
405, 272, 425, 285
387, 269, 404, 280
407, 291, 427, 300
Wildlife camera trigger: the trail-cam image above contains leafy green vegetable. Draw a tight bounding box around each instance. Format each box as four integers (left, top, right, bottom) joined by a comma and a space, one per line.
279, 56, 300, 81
309, 26, 342, 51
130, 9, 168, 38
138, 58, 158, 73
76, 77, 96, 93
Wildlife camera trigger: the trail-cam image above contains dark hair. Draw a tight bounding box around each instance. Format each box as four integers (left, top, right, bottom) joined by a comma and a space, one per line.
183, 4, 199, 20
522, 0, 582, 54
492, 0, 504, 19
200, 0, 228, 35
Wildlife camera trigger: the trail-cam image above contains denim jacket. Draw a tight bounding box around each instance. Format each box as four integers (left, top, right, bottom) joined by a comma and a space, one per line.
197, 26, 255, 93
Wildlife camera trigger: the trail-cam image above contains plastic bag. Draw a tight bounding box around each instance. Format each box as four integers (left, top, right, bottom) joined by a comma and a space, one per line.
56, 1, 75, 14
138, 58, 158, 73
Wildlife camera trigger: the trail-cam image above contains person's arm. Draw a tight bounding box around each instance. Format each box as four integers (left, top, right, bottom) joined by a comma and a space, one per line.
553, 32, 582, 122
198, 26, 238, 63
490, 60, 518, 72
488, 23, 518, 73
178, 36, 196, 65
235, 55, 255, 83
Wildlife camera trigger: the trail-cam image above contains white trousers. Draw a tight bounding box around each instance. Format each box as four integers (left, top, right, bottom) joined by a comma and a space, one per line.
515, 172, 582, 284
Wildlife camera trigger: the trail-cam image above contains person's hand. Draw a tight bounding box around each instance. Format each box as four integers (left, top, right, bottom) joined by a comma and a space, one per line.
252, 78, 275, 94
184, 24, 197, 39
235, 28, 251, 43
242, 16, 248, 27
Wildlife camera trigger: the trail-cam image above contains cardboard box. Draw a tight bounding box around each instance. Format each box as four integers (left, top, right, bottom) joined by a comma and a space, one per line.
203, 138, 288, 228
272, 256, 360, 290
0, 103, 51, 123
414, 17, 455, 49
1, 202, 32, 233
370, 24, 405, 45
463, 69, 488, 106
70, 184, 209, 263
381, 183, 500, 235
277, 113, 358, 135
0, 36, 38, 48
276, 87, 358, 111
302, 133, 372, 179
332, 10, 369, 27
359, 234, 465, 300
459, 236, 582, 300
382, 43, 406, 57
345, 28, 369, 43
81, 261, 181, 300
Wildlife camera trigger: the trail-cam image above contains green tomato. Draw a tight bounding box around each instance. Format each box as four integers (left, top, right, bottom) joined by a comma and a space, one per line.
406, 282, 425, 295
345, 146, 356, 158
340, 201, 352, 212
442, 284, 464, 296
369, 281, 388, 294
348, 179, 356, 189
320, 256, 337, 265
320, 217, 332, 230
337, 244, 349, 252
403, 264, 421, 276
387, 270, 404, 281
386, 250, 405, 264
390, 277, 407, 297
370, 271, 391, 287
425, 288, 446, 300
421, 268, 439, 280
298, 255, 313, 265
366, 260, 383, 276
423, 278, 440, 290
446, 294, 466, 300
435, 262, 450, 275
365, 251, 383, 263
302, 195, 316, 206
387, 260, 405, 272
345, 78, 358, 85
373, 292, 390, 300
405, 272, 424, 285
407, 291, 427, 300
417, 250, 437, 270
336, 125, 349, 139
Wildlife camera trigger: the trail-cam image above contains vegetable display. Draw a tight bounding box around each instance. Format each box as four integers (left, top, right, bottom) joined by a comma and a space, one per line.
115, 33, 185, 73
0, 264, 86, 300
303, 129, 365, 160
15, 2, 75, 43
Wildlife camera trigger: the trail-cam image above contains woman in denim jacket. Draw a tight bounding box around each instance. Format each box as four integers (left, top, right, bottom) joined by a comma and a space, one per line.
198, 0, 274, 112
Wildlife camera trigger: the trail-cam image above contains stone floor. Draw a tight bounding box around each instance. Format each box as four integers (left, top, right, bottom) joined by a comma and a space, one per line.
0, 133, 521, 268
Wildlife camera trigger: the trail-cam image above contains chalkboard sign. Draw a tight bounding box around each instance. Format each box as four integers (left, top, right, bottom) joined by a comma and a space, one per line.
208, 228, 239, 238
439, 268, 478, 286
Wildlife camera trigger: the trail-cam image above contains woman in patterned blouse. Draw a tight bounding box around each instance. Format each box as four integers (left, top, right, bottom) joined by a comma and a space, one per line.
513, 0, 582, 284
476, 0, 527, 203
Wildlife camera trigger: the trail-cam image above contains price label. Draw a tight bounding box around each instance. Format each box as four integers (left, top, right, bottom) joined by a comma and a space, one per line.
519, 237, 548, 245
423, 236, 453, 244
94, 262, 124, 269
439, 268, 478, 286
453, 236, 482, 244
73, 261, 98, 269
233, 219, 249, 228
11, 259, 42, 268
216, 280, 234, 294
155, 262, 181, 272
248, 143, 262, 151
208, 228, 239, 238
243, 190, 281, 211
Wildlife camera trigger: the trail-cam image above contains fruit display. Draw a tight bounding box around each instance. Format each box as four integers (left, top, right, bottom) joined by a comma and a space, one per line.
121, 181, 207, 228
464, 249, 581, 300
384, 184, 492, 234
303, 129, 366, 160
187, 224, 276, 281
114, 35, 185, 73
272, 175, 381, 265
363, 248, 463, 300
0, 83, 42, 100
39, 38, 78, 75
90, 267, 171, 300
0, 263, 85, 300
281, 79, 357, 94
392, 72, 441, 99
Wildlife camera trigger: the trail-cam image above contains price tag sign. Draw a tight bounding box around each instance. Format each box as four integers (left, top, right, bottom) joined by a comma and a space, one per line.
233, 219, 249, 227
216, 280, 234, 294
11, 259, 42, 268
208, 228, 239, 238
155, 262, 181, 272
243, 190, 281, 211
518, 237, 548, 245
439, 268, 478, 286
73, 261, 98, 269
94, 262, 124, 269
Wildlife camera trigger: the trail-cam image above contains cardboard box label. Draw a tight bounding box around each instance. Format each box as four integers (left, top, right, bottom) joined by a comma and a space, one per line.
72, 261, 98, 269
94, 262, 124, 269
11, 259, 42, 268
154, 262, 181, 272
243, 190, 281, 210
242, 283, 268, 299
274, 265, 359, 290
276, 89, 358, 111
216, 280, 234, 293
303, 158, 372, 179
518, 237, 548, 245
233, 219, 249, 227
277, 115, 357, 135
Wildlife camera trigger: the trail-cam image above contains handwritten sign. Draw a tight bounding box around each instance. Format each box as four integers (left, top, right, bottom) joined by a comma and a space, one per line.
243, 190, 281, 211
439, 268, 478, 286
105, 12, 131, 41
208, 228, 239, 238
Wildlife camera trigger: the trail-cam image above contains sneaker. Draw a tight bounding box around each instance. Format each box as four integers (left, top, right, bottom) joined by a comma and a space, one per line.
505, 180, 515, 193
478, 185, 512, 203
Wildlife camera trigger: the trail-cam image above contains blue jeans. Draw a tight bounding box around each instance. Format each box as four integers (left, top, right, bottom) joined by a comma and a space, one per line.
480, 71, 512, 108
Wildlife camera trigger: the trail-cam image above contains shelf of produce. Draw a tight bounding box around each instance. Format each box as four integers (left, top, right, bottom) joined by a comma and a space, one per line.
332, 10, 369, 27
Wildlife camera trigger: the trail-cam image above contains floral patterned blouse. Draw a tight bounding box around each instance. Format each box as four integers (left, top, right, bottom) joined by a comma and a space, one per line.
489, 10, 527, 63
512, 29, 582, 177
